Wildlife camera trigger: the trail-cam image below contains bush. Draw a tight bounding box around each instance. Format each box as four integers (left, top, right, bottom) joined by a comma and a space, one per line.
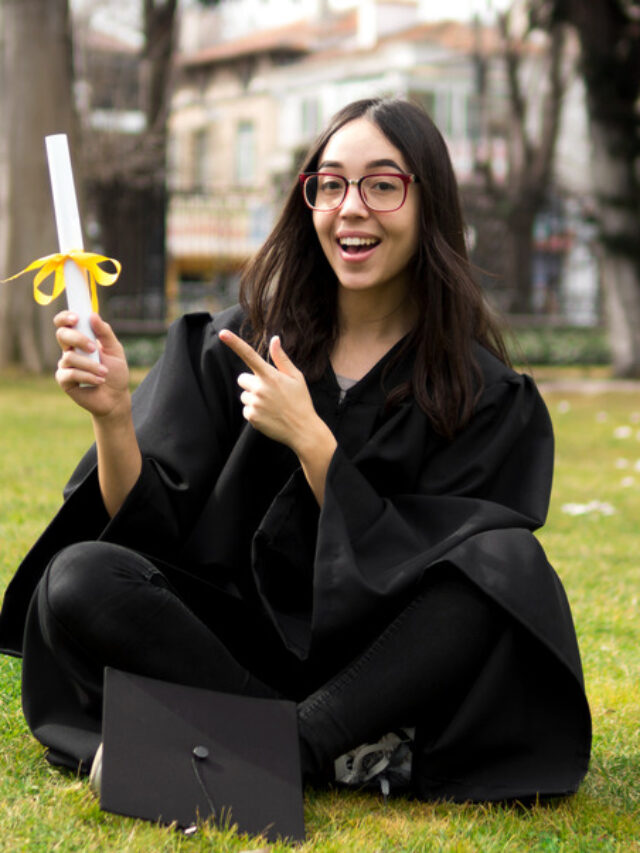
122, 335, 167, 368
119, 326, 611, 370
505, 326, 610, 365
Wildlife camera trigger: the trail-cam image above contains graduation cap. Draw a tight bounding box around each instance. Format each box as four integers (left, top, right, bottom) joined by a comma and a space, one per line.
99, 668, 306, 843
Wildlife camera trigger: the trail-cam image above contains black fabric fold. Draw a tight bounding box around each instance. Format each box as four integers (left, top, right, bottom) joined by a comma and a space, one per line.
0, 304, 591, 800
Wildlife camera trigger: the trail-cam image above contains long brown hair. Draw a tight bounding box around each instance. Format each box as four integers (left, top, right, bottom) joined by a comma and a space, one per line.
239, 97, 509, 438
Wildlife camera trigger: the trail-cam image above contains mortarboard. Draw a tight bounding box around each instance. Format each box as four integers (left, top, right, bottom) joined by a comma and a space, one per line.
99, 668, 306, 843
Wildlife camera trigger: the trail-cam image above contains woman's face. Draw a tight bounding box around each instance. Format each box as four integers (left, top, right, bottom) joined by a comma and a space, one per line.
311, 117, 420, 302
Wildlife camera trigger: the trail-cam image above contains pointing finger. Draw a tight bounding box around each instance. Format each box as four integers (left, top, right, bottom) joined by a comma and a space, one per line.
219, 329, 270, 377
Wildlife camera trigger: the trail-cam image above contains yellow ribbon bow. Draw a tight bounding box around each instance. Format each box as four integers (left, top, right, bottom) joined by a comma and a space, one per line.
2, 249, 121, 312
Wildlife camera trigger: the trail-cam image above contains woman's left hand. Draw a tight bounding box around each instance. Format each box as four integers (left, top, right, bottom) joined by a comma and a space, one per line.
219, 329, 320, 452
219, 329, 338, 505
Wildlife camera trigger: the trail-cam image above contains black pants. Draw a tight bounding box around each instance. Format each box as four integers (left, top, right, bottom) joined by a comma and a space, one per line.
25, 541, 505, 777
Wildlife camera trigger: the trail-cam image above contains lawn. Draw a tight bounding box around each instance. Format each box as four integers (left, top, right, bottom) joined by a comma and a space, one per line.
0, 369, 638, 852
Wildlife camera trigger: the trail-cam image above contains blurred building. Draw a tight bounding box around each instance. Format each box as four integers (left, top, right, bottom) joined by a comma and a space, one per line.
167, 0, 597, 323
167, 0, 513, 317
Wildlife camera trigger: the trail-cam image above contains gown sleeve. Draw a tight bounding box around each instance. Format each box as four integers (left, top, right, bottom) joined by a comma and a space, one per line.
95, 310, 245, 557
0, 309, 245, 655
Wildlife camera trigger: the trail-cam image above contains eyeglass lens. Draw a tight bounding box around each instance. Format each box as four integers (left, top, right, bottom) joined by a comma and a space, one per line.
304, 174, 407, 211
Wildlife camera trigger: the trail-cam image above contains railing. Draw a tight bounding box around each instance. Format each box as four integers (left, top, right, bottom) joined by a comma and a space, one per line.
167, 190, 274, 260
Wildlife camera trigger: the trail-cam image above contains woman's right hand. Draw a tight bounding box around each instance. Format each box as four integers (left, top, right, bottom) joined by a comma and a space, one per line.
54, 311, 131, 420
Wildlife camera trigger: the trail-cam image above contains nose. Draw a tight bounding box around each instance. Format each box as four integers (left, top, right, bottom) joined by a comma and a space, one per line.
339, 181, 369, 217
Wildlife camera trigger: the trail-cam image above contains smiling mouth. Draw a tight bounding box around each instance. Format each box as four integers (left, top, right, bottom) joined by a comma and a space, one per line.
338, 236, 380, 254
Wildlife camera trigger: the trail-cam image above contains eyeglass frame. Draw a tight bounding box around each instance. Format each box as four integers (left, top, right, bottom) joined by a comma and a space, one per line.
299, 171, 420, 213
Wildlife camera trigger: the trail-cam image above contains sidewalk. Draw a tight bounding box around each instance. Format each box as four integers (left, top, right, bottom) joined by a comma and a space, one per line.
537, 378, 640, 394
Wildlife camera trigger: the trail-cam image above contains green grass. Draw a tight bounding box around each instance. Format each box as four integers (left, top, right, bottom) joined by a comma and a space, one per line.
1, 368, 639, 852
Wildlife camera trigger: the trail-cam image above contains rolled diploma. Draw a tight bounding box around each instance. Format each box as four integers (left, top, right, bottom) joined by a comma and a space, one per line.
45, 134, 99, 363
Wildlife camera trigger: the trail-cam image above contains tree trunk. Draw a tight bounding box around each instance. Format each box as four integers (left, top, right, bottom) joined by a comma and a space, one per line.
477, 14, 567, 315
0, 0, 79, 371
590, 120, 640, 375
545, 0, 640, 375
506, 202, 537, 314
585, 72, 640, 376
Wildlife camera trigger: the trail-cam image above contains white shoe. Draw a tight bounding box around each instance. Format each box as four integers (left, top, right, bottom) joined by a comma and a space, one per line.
334, 728, 414, 797
89, 742, 103, 797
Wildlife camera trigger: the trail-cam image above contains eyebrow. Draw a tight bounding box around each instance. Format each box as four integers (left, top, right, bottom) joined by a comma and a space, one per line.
317, 157, 405, 172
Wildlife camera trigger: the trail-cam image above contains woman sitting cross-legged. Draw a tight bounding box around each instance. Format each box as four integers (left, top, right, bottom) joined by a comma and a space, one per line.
0, 97, 590, 802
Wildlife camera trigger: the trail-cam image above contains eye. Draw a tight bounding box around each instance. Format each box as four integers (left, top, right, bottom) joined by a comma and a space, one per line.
318, 177, 345, 193
367, 177, 401, 193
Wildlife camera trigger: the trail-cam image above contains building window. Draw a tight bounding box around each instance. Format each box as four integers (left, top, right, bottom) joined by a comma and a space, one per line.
235, 120, 256, 186
301, 97, 320, 138
193, 127, 209, 191
409, 90, 435, 119
167, 132, 179, 190
434, 90, 453, 137
467, 93, 482, 142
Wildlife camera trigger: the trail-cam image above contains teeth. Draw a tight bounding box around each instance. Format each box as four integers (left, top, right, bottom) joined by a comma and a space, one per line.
339, 237, 378, 247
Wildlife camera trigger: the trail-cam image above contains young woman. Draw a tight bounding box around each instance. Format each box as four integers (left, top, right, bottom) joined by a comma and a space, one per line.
0, 98, 590, 801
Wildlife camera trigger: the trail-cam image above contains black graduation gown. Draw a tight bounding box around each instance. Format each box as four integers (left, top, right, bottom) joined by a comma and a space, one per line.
0, 304, 591, 802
